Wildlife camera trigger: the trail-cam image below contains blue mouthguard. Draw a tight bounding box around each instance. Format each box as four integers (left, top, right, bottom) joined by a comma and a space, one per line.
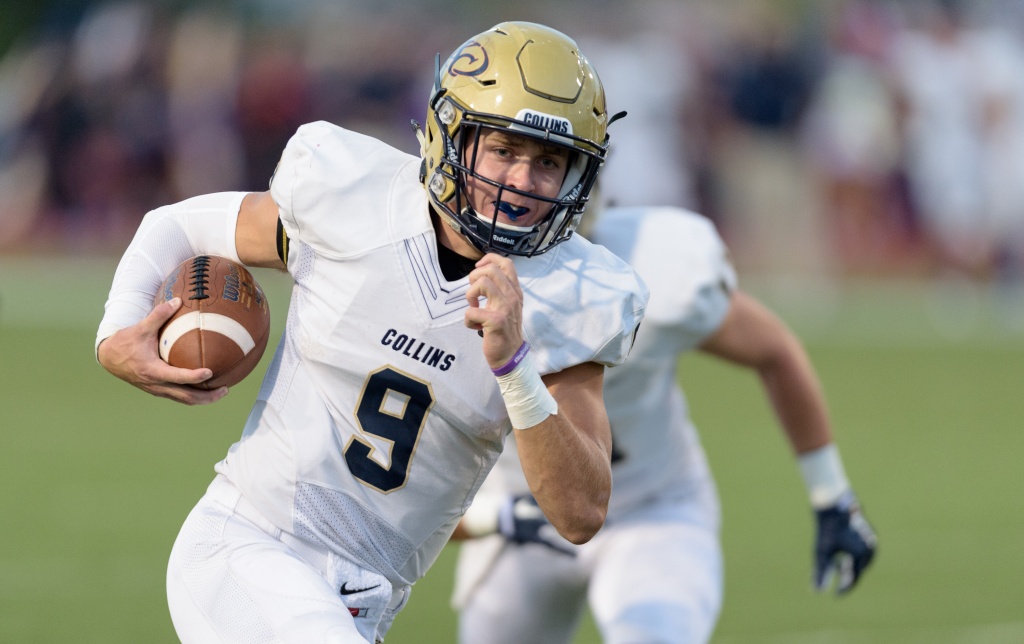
497, 202, 528, 221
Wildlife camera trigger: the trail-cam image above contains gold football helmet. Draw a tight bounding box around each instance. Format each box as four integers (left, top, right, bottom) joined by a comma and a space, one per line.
417, 22, 611, 256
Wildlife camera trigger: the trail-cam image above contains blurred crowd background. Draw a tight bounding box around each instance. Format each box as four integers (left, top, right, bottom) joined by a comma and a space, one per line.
4, 0, 1024, 291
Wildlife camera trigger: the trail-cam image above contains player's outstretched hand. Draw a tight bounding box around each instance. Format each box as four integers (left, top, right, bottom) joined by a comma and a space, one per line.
813, 491, 877, 595
499, 495, 576, 556
97, 297, 228, 405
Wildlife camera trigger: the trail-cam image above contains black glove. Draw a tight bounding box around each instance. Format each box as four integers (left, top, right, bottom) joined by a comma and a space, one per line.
498, 495, 576, 556
813, 491, 877, 595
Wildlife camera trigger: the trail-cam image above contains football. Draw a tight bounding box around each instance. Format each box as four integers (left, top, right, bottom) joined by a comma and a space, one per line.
154, 255, 271, 389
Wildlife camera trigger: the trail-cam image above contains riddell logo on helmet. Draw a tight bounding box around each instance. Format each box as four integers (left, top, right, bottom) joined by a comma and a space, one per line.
516, 109, 573, 135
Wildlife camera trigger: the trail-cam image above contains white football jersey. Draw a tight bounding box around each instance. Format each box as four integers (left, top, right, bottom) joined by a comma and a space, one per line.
214, 122, 648, 587
478, 206, 736, 519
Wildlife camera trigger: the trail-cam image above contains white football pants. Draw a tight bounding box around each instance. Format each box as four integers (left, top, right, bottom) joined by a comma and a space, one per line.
167, 476, 409, 643
456, 485, 723, 644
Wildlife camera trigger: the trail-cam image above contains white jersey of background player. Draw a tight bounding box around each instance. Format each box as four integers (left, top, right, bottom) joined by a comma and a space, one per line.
453, 206, 877, 644
95, 23, 647, 644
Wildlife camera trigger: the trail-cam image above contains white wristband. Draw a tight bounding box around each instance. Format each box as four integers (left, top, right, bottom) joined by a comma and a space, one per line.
798, 443, 851, 509
496, 350, 557, 430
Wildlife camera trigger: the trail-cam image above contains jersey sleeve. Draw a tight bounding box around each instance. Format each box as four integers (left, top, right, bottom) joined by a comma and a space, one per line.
269, 121, 425, 258
516, 237, 649, 375
598, 207, 737, 351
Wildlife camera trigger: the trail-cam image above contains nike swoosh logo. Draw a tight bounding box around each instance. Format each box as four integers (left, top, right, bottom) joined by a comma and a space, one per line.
340, 582, 381, 596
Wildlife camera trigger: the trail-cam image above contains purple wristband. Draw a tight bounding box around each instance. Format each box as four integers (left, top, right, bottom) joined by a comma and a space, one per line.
491, 342, 530, 376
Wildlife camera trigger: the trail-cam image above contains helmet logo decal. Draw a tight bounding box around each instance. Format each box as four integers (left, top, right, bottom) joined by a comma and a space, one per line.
448, 42, 489, 77
514, 109, 573, 135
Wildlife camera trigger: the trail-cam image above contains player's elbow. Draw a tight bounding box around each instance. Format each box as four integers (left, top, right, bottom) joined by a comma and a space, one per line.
556, 501, 607, 545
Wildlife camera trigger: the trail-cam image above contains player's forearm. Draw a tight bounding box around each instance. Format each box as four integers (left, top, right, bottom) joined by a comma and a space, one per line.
515, 415, 611, 544
96, 192, 246, 355
757, 335, 834, 455
758, 339, 859, 508
492, 351, 611, 543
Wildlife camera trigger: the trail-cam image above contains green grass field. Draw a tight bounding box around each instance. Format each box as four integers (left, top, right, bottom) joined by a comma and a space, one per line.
2, 256, 1023, 643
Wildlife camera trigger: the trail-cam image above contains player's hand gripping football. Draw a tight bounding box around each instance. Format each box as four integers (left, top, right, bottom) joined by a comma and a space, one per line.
465, 253, 525, 369
499, 495, 576, 556
97, 298, 228, 405
813, 491, 877, 595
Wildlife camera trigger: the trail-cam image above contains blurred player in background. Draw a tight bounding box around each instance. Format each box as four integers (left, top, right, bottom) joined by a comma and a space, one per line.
94, 22, 647, 643
451, 204, 877, 644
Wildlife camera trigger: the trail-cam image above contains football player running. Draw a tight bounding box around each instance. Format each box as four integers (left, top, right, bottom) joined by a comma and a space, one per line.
95, 23, 647, 643
452, 206, 877, 644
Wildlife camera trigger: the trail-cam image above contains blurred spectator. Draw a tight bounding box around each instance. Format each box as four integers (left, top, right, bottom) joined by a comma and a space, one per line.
970, 20, 1024, 285
578, 4, 701, 211
3, 0, 1024, 295
32, 2, 170, 251
707, 4, 823, 275
236, 38, 310, 190
0, 39, 60, 247
165, 8, 245, 198
299, 8, 431, 156
889, 0, 1001, 280
800, 0, 916, 276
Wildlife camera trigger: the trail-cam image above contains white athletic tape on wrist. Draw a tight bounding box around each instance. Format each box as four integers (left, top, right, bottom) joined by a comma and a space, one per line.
95, 192, 246, 359
496, 350, 557, 430
460, 493, 503, 538
798, 443, 851, 509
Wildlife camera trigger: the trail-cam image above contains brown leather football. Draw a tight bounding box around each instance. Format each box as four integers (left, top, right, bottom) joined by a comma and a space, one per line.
155, 255, 271, 389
